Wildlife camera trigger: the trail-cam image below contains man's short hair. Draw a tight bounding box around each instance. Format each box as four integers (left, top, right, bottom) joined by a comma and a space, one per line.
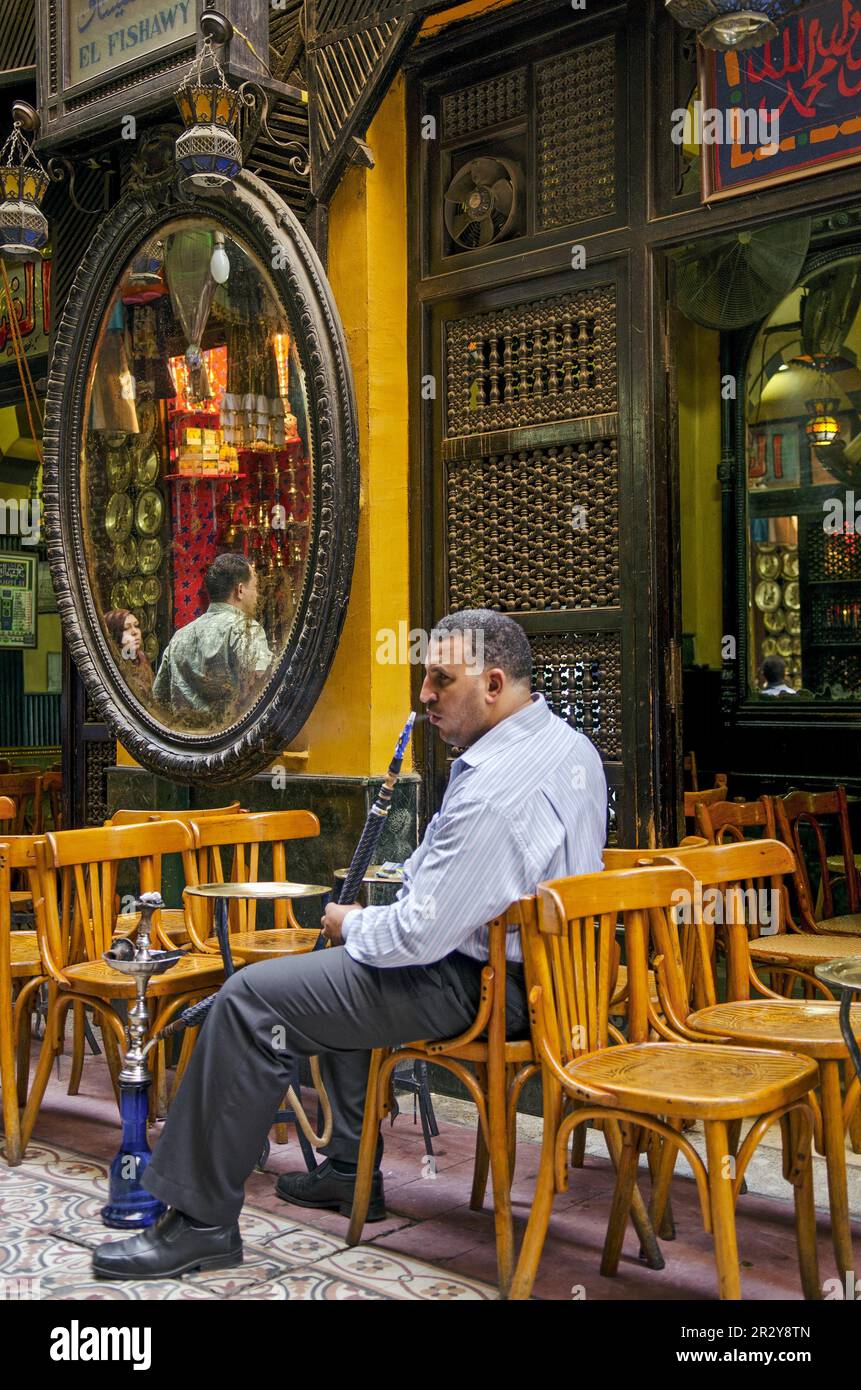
205, 553, 253, 603
762, 655, 786, 685
433, 609, 532, 683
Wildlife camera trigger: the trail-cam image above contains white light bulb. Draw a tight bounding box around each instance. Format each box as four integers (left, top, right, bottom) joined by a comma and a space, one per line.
210, 243, 230, 284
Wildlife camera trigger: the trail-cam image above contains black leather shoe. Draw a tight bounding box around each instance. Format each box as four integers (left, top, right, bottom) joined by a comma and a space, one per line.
92, 1208, 243, 1280
275, 1160, 386, 1221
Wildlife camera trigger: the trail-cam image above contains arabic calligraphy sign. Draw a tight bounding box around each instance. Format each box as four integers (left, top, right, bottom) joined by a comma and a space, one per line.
699, 0, 861, 200
67, 0, 195, 86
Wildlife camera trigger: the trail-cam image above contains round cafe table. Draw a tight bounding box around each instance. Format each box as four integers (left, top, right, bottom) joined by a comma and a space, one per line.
334, 865, 440, 1154
185, 880, 331, 1172
815, 957, 861, 1081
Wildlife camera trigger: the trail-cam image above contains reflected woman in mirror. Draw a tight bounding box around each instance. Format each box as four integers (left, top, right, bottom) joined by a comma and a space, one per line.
104, 608, 155, 702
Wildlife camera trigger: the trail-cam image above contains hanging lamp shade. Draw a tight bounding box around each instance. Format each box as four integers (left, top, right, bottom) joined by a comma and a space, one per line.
665, 0, 815, 51
805, 399, 841, 448
0, 121, 49, 263
175, 35, 242, 192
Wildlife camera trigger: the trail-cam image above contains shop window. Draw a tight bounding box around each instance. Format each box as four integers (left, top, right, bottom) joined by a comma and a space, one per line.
744, 253, 861, 702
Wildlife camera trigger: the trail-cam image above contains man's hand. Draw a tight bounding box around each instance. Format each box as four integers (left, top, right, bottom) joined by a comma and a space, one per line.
320, 901, 361, 947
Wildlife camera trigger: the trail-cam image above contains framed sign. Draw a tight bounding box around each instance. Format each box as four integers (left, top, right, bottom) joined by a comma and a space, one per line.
0, 551, 38, 650
699, 0, 861, 201
36, 1, 270, 148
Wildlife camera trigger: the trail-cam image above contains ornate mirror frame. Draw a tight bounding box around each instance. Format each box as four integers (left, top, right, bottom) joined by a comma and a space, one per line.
42, 171, 359, 783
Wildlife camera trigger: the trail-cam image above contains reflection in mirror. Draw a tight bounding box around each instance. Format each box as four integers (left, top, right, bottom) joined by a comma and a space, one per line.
81, 218, 314, 733
745, 251, 861, 702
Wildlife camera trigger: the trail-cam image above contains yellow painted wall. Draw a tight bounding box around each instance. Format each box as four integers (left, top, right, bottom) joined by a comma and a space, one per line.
677, 317, 723, 668
118, 76, 412, 776
300, 75, 412, 774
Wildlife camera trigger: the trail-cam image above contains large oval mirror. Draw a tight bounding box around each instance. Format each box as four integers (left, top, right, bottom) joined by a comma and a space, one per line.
44, 175, 358, 781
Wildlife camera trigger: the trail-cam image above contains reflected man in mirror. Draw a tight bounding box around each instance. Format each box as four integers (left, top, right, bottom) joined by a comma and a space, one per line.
760, 655, 796, 697
152, 554, 273, 720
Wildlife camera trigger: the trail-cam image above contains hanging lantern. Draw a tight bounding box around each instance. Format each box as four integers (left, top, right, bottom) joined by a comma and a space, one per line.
175, 18, 242, 192
0, 114, 49, 263
805, 399, 841, 448
665, 1, 814, 52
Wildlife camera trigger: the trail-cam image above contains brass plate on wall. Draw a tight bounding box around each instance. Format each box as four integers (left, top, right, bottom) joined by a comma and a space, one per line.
105, 493, 133, 542
135, 489, 164, 537
137, 539, 162, 574
113, 538, 138, 575
763, 609, 786, 633
784, 581, 801, 610
133, 450, 160, 488
754, 579, 782, 612
756, 552, 781, 579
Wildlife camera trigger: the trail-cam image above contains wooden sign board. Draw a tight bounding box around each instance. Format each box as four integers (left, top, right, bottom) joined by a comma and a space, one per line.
36, 0, 269, 149
699, 0, 861, 201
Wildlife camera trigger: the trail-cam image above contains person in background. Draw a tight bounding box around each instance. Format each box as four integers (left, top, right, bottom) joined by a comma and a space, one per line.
104, 609, 154, 702
152, 553, 272, 720
760, 654, 796, 696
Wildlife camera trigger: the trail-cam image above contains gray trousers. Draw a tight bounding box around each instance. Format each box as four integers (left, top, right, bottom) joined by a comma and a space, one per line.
143, 945, 528, 1226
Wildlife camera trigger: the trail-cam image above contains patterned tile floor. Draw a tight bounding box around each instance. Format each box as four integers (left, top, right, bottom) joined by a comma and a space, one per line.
4, 1043, 860, 1300
0, 1141, 496, 1301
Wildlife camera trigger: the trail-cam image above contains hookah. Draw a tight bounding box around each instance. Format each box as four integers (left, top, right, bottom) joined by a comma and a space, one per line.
100, 892, 187, 1229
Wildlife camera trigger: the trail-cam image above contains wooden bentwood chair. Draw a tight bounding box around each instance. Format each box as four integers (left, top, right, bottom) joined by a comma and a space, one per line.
18, 822, 226, 1153
662, 840, 861, 1282
773, 787, 861, 937
347, 911, 540, 1296
0, 836, 45, 1165
508, 865, 820, 1302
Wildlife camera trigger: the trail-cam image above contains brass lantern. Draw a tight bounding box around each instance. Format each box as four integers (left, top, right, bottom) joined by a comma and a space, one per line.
175, 17, 242, 192
0, 111, 49, 263
804, 399, 841, 448
664, 1, 814, 52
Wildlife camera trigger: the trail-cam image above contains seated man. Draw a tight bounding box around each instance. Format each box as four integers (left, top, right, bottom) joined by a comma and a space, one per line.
93, 608, 607, 1280
152, 553, 273, 720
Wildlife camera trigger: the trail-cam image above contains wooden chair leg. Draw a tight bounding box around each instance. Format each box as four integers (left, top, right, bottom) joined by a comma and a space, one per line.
487, 1040, 514, 1295
820, 1059, 855, 1281
18, 985, 65, 1154
603, 1119, 664, 1271
600, 1123, 644, 1277
14, 986, 33, 1107
169, 1025, 198, 1104
347, 1049, 385, 1247
845, 1059, 861, 1155
66, 1002, 85, 1096
470, 1122, 490, 1212
570, 1118, 587, 1169
704, 1119, 742, 1300
648, 1132, 678, 1241
469, 1062, 490, 1211
101, 1025, 122, 1110
508, 1079, 562, 1300
781, 1111, 820, 1301
1, 991, 22, 1165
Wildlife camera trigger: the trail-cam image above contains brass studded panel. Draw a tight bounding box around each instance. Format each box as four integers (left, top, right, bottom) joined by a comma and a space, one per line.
445, 285, 617, 437
442, 68, 528, 140
530, 632, 622, 761
446, 440, 620, 611
536, 39, 617, 230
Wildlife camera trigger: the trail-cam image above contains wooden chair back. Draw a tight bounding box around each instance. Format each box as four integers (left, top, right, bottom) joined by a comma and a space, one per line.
683, 784, 729, 830
0, 774, 43, 835
182, 810, 321, 948
683, 751, 699, 792
773, 786, 859, 926
41, 772, 63, 832
107, 804, 244, 826
527, 867, 697, 1075
35, 821, 194, 977
696, 795, 777, 844
659, 839, 796, 1005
